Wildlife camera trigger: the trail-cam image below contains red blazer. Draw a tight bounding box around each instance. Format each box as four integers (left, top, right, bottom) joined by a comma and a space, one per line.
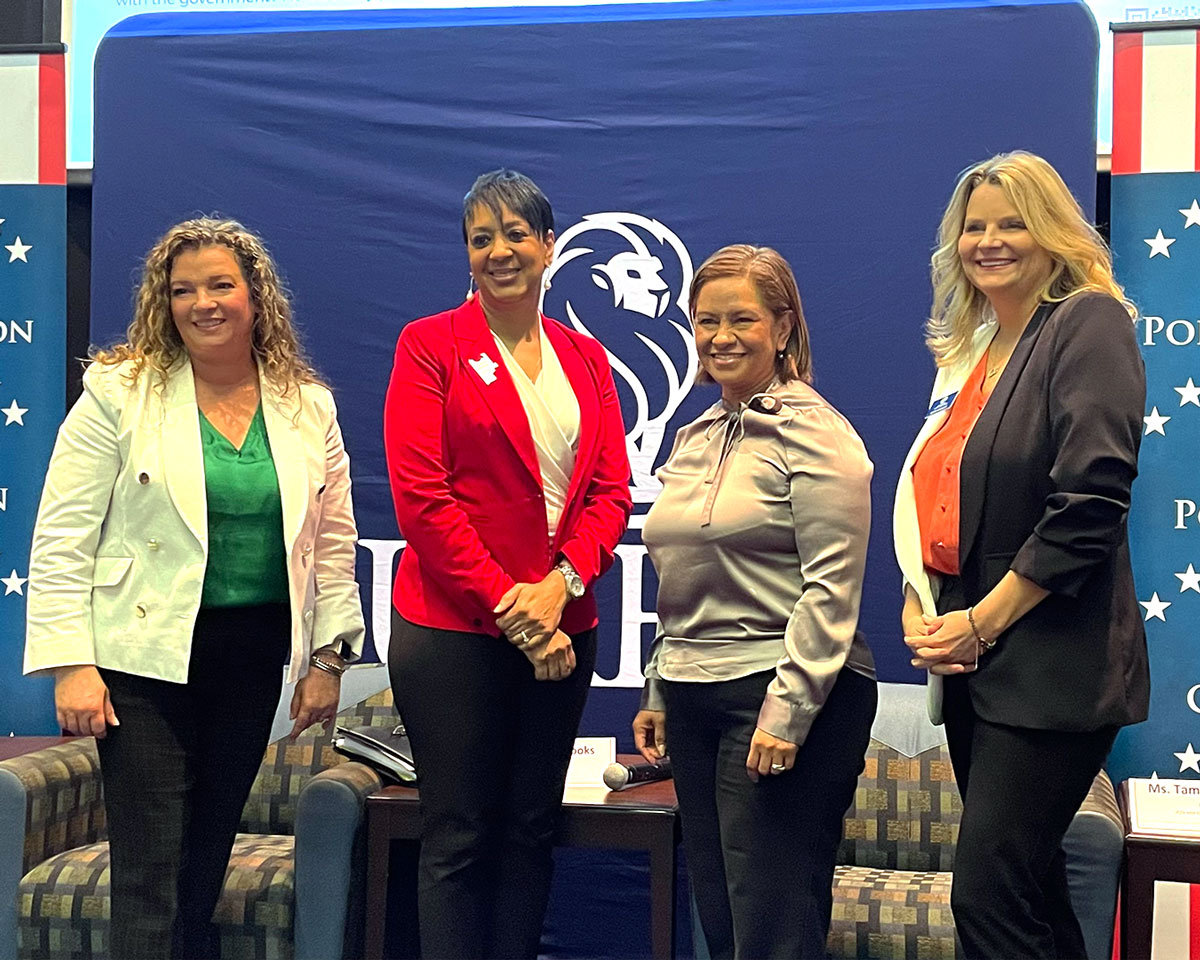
384, 298, 633, 636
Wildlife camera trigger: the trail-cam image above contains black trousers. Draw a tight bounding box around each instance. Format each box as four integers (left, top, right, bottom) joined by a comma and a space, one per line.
388, 611, 597, 960
97, 603, 289, 960
663, 667, 877, 960
938, 577, 1117, 960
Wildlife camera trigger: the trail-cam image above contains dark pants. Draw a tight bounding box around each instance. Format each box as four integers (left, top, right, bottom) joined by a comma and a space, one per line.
663, 668, 877, 960
97, 603, 289, 960
388, 611, 597, 960
938, 577, 1117, 960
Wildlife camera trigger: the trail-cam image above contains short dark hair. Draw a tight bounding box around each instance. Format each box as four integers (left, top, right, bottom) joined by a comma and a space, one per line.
462, 169, 554, 242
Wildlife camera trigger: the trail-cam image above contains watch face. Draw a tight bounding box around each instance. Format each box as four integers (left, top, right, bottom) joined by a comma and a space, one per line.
560, 565, 584, 598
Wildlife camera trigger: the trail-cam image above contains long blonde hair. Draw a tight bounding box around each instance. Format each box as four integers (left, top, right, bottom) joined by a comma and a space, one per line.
927, 151, 1134, 366
93, 217, 323, 392
689, 244, 813, 384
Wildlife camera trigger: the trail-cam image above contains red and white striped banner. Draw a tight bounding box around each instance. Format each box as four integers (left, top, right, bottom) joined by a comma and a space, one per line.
1151, 881, 1200, 960
0, 52, 65, 185
1113, 28, 1200, 175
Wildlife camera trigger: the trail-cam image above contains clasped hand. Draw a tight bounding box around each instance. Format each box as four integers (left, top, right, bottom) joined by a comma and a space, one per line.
516, 628, 576, 681
494, 571, 569, 646
904, 609, 977, 674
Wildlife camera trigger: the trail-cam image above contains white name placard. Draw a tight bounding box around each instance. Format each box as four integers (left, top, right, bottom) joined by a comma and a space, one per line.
565, 736, 616, 786
1126, 778, 1200, 839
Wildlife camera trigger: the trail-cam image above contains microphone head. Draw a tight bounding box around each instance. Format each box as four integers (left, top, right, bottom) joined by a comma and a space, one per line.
602, 762, 631, 790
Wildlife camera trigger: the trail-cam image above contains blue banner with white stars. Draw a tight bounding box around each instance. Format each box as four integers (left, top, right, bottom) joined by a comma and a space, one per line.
1109, 171, 1200, 784
0, 182, 65, 735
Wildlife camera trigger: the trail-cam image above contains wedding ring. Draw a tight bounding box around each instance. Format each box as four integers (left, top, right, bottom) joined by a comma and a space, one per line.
770, 763, 786, 772
516, 630, 529, 645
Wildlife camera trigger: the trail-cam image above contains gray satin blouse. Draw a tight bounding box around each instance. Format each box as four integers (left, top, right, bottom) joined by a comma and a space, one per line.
640, 380, 875, 745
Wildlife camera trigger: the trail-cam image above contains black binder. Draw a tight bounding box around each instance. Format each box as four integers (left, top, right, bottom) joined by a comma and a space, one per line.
331, 723, 418, 784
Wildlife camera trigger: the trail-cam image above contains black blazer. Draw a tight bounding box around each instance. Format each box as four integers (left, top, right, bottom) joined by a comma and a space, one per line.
957, 291, 1149, 731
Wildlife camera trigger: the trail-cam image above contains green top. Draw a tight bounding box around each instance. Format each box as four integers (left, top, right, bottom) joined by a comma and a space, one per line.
199, 404, 290, 608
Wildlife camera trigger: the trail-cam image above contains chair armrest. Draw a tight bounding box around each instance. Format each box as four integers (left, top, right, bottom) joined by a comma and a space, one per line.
1064, 769, 1122, 960
0, 740, 105, 960
0, 740, 105, 873
294, 761, 387, 960
1076, 768, 1121, 831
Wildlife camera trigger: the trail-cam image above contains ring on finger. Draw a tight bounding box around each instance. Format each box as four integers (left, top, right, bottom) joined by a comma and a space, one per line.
770, 762, 786, 772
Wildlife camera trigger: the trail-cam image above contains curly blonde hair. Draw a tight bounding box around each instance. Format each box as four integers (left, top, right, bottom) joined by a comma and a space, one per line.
689, 244, 813, 384
927, 151, 1134, 367
93, 217, 323, 392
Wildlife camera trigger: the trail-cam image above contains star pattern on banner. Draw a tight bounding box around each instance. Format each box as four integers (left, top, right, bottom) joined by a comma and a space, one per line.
0, 570, 28, 596
1143, 406, 1170, 435
2, 400, 28, 426
1175, 378, 1200, 406
1140, 592, 1171, 622
1175, 743, 1200, 774
4, 236, 31, 263
1175, 564, 1200, 593
1181, 200, 1200, 228
1145, 229, 1176, 258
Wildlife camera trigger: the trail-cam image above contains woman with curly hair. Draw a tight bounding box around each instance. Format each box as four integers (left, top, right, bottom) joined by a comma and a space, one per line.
24, 217, 366, 960
894, 152, 1148, 958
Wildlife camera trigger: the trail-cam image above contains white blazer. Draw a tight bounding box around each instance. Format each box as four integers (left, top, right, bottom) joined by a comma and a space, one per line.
892, 321, 994, 721
24, 357, 366, 685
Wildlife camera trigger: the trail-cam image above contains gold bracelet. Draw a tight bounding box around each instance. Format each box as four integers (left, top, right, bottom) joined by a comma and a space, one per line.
966, 606, 996, 655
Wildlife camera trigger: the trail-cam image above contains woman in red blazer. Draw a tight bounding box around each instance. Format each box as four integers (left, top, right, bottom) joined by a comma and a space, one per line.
383, 169, 632, 959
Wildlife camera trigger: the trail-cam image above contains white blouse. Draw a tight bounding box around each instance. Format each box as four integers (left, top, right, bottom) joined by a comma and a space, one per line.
493, 322, 581, 537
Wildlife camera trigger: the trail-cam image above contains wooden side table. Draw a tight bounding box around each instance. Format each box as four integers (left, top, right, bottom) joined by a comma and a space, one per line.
1119, 780, 1200, 960
364, 756, 681, 960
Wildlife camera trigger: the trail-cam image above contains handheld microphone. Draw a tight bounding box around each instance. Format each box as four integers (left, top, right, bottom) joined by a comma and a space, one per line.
602, 758, 673, 791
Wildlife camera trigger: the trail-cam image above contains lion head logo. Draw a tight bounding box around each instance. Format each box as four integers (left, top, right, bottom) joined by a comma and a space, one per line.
542, 213, 698, 500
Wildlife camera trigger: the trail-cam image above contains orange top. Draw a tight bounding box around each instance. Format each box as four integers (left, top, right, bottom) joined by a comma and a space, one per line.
912, 354, 990, 575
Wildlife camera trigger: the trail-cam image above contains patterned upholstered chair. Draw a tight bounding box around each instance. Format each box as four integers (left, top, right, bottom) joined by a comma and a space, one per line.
826, 682, 1123, 960
0, 684, 399, 960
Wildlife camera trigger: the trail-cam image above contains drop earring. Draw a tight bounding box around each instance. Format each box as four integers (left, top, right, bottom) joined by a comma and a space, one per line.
465, 273, 477, 303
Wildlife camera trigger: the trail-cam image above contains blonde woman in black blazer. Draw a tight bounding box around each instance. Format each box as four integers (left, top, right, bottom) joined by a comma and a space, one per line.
894, 152, 1148, 960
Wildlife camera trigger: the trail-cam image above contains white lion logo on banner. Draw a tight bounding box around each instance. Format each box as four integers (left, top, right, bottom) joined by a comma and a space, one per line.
542, 213, 698, 501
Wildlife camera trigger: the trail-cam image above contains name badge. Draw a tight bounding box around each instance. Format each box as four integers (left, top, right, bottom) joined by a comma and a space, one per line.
926, 392, 957, 418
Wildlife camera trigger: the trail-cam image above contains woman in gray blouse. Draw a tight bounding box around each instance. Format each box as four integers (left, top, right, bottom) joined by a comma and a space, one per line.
633, 245, 877, 959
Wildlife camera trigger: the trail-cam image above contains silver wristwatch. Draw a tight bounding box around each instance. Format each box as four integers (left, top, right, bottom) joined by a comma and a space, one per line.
555, 558, 585, 600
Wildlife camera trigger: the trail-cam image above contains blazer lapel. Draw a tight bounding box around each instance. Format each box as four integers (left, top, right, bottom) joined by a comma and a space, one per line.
451, 300, 541, 485
260, 370, 309, 551
958, 303, 1054, 568
161, 361, 209, 548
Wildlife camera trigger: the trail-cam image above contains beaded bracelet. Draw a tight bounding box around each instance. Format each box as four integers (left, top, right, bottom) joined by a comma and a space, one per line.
309, 654, 346, 677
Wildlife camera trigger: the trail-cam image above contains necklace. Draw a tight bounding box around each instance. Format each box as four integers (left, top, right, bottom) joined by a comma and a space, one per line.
985, 338, 1017, 380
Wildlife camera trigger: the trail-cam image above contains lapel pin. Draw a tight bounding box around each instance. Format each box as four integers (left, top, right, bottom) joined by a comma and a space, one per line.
468, 352, 499, 385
